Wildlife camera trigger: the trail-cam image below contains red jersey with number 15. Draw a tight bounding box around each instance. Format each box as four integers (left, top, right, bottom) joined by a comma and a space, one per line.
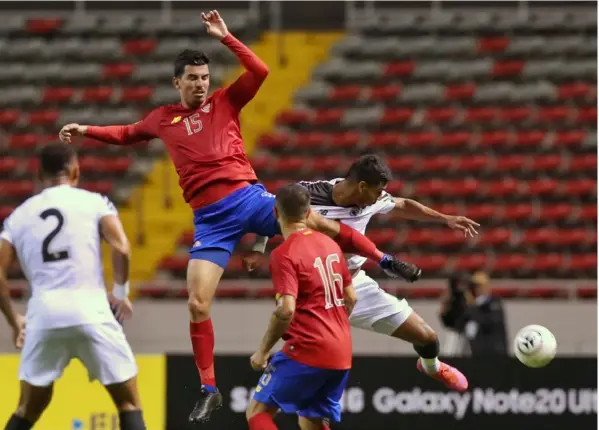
270, 229, 353, 370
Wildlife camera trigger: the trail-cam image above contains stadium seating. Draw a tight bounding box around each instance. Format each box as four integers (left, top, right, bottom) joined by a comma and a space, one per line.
159, 5, 597, 282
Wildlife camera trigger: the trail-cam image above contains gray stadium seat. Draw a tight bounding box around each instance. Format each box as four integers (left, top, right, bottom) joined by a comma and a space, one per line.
58, 63, 103, 82
430, 36, 476, 55
400, 83, 444, 103
0, 63, 26, 82
4, 39, 45, 60
295, 82, 330, 104
151, 87, 180, 105
512, 81, 556, 102
59, 108, 99, 125
507, 36, 546, 55
97, 108, 139, 125
342, 107, 382, 127
60, 16, 101, 34
78, 38, 122, 60
24, 62, 64, 82
96, 16, 139, 35
522, 60, 563, 79
474, 83, 517, 102
0, 87, 41, 106
131, 63, 173, 83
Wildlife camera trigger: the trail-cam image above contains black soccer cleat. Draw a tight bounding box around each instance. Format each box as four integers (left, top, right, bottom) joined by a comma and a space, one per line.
379, 255, 422, 282
188, 387, 223, 424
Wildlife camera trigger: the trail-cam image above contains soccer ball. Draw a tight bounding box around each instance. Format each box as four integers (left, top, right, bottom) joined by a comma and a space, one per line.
514, 324, 557, 368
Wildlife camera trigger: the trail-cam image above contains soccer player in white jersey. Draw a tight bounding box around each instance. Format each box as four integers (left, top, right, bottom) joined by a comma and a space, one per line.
0, 143, 147, 430
247, 154, 480, 392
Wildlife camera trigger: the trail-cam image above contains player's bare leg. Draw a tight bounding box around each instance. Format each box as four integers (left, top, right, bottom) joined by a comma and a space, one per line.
246, 399, 279, 429
187, 258, 225, 423
104, 377, 147, 429
389, 312, 468, 391
298, 416, 332, 430
4, 382, 53, 430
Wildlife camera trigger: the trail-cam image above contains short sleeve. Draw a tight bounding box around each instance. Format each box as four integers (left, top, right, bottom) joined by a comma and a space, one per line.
96, 194, 118, 221
376, 191, 396, 214
270, 251, 299, 299
0, 213, 14, 244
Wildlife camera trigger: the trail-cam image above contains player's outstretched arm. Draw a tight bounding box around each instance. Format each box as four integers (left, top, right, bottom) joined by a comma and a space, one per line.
59, 110, 159, 146
393, 198, 480, 237
202, 10, 269, 109
100, 213, 133, 321
305, 212, 421, 282
0, 239, 25, 349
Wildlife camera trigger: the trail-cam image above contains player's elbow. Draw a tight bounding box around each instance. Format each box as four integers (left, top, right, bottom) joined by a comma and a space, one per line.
255, 61, 269, 81
275, 303, 295, 321
112, 237, 131, 258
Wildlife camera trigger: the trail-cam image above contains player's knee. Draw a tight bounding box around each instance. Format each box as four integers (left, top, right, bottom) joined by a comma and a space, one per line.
188, 295, 211, 320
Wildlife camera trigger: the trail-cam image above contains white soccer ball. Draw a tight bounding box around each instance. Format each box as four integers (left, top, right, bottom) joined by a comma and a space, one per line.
514, 324, 557, 368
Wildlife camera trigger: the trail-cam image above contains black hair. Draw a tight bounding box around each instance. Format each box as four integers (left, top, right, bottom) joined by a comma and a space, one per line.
173, 49, 211, 77
39, 143, 76, 178
276, 183, 311, 222
345, 154, 392, 186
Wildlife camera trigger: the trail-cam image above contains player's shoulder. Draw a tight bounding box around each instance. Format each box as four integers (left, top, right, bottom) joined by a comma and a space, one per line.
297, 179, 337, 206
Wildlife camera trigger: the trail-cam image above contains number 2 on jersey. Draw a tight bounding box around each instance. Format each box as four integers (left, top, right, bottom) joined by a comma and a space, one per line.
40, 208, 70, 263
314, 254, 345, 309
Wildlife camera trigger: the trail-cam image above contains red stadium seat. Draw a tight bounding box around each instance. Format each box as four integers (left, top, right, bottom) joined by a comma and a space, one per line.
478, 36, 509, 53
258, 132, 288, 149
388, 156, 419, 172
434, 230, 466, 247
0, 157, 19, 175
500, 106, 532, 123
312, 109, 344, 125
368, 229, 396, 247
553, 229, 592, 247
492, 60, 524, 77
404, 230, 435, 246
121, 87, 153, 102
421, 155, 454, 173
368, 85, 401, 101
539, 204, 572, 222
528, 154, 563, 173
493, 254, 528, 272
409, 254, 448, 272
569, 155, 597, 172
81, 181, 113, 194
28, 110, 59, 126
250, 154, 270, 171
514, 130, 546, 147
82, 87, 114, 103
528, 178, 560, 196
569, 254, 597, 272
465, 107, 497, 124
0, 181, 34, 198
464, 204, 496, 222
43, 87, 75, 103
477, 228, 511, 246
558, 82, 592, 99
274, 156, 306, 173
577, 107, 597, 123
579, 205, 597, 222
495, 155, 527, 173
479, 130, 510, 148
455, 155, 489, 174
537, 106, 571, 123
414, 179, 449, 197
404, 131, 436, 148
312, 156, 345, 172
27, 18, 62, 33
276, 109, 310, 126
329, 85, 362, 101
454, 254, 488, 271
0, 110, 20, 125
529, 254, 565, 273
330, 131, 361, 149
502, 203, 534, 222
444, 83, 476, 100
295, 132, 328, 148
425, 107, 456, 123
439, 131, 472, 149
0, 206, 14, 221
384, 61, 415, 77
369, 132, 401, 148
103, 64, 135, 79
122, 39, 158, 56
445, 179, 480, 197
554, 130, 586, 147
523, 228, 557, 246
381, 108, 413, 124
486, 178, 522, 197
432, 203, 460, 217
562, 179, 595, 197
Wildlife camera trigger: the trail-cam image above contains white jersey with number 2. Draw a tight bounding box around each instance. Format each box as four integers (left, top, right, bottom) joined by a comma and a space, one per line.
0, 184, 117, 330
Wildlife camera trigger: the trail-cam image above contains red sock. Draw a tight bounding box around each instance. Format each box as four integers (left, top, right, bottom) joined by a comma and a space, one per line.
190, 320, 216, 387
248, 412, 278, 430
335, 223, 384, 262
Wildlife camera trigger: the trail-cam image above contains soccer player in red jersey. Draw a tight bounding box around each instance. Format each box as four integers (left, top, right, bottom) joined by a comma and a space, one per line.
58, 10, 419, 423
247, 184, 357, 430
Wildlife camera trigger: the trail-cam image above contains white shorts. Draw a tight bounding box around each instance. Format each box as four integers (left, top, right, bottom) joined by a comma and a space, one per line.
19, 321, 137, 387
349, 270, 414, 335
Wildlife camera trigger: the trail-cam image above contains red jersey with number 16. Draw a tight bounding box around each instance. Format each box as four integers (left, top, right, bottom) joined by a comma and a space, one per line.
270, 229, 353, 370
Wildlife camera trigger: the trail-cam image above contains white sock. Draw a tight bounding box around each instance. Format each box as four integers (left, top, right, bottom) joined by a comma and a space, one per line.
419, 357, 441, 374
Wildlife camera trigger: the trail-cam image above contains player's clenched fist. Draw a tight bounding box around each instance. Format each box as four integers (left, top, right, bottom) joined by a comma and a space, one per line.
59, 123, 87, 144
250, 351, 269, 371
201, 10, 229, 40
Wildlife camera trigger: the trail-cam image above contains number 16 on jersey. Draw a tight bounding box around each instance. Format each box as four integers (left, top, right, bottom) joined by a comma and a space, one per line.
314, 254, 345, 309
